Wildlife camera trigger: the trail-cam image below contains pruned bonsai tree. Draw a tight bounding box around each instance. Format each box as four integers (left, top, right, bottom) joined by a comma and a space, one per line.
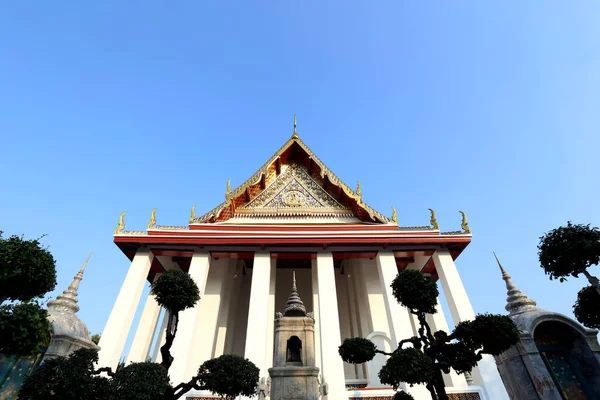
338, 269, 519, 400
538, 222, 600, 328
20, 269, 259, 400
0, 231, 56, 357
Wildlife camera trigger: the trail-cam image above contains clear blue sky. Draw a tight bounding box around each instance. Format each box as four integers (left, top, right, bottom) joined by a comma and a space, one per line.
2, 2, 600, 343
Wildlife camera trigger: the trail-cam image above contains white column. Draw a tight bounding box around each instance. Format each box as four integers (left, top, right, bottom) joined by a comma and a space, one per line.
315, 252, 346, 399
244, 252, 273, 379
186, 259, 228, 376
169, 250, 211, 384
213, 260, 236, 357
152, 310, 169, 363
98, 248, 153, 370
433, 249, 508, 400
426, 300, 468, 388
126, 289, 162, 364
265, 258, 277, 371
376, 251, 430, 398
311, 259, 322, 372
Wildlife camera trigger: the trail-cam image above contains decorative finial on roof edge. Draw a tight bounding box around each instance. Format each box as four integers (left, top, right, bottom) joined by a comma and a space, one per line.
292, 114, 299, 139
189, 205, 196, 224
147, 208, 157, 230
115, 211, 126, 235
428, 208, 440, 230
48, 252, 92, 314
391, 206, 398, 224
356, 181, 362, 199
282, 270, 307, 317
493, 252, 537, 315
226, 180, 233, 200
459, 210, 471, 234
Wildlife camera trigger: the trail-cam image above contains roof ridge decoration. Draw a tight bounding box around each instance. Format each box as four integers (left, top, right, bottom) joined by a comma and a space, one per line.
193, 125, 391, 224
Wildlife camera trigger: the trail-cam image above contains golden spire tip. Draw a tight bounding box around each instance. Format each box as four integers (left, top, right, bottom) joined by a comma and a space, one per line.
292, 114, 299, 139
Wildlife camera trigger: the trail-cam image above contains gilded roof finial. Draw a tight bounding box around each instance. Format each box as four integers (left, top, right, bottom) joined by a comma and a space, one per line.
391, 206, 398, 224
356, 181, 362, 200
493, 252, 537, 315
459, 210, 471, 234
428, 208, 440, 230
147, 208, 157, 230
114, 211, 126, 235
226, 180, 232, 200
189, 205, 196, 224
292, 114, 299, 139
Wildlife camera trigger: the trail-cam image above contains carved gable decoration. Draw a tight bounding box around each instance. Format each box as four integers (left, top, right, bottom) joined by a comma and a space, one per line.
238, 163, 352, 217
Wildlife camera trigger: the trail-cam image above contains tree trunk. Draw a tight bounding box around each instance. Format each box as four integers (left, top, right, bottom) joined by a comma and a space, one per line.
425, 383, 438, 400
160, 311, 179, 371
433, 369, 449, 400
582, 270, 600, 296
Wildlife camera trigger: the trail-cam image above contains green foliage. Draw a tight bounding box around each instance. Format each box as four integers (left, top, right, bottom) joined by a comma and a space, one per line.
91, 333, 101, 345
452, 314, 519, 355
0, 231, 57, 302
339, 337, 376, 364
111, 362, 170, 400
573, 285, 600, 329
196, 354, 259, 399
18, 348, 110, 400
0, 301, 51, 356
393, 392, 415, 400
379, 347, 434, 388
538, 222, 600, 281
151, 269, 200, 313
391, 270, 438, 314
430, 341, 480, 375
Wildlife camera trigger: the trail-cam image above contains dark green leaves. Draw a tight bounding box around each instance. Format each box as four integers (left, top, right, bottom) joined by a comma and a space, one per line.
573, 285, 600, 329
379, 347, 434, 388
538, 222, 600, 281
0, 231, 57, 303
393, 391, 415, 400
391, 270, 438, 314
151, 269, 200, 313
0, 301, 51, 356
111, 362, 170, 400
339, 337, 377, 364
452, 313, 519, 356
19, 348, 110, 400
196, 354, 260, 399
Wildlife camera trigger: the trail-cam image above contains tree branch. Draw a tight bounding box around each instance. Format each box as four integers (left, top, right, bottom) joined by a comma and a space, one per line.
160, 311, 179, 371
92, 366, 115, 378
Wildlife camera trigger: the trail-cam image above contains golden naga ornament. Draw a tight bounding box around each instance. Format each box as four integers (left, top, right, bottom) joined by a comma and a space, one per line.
189, 205, 196, 224
391, 206, 398, 224
355, 181, 362, 199
147, 208, 157, 230
459, 210, 471, 234
428, 208, 440, 230
114, 211, 127, 235
225, 180, 232, 200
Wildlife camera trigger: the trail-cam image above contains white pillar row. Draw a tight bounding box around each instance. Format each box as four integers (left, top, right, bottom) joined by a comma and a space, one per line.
98, 248, 154, 371
426, 300, 468, 388
433, 249, 508, 400
376, 251, 431, 399
244, 252, 273, 381
186, 258, 229, 378
169, 250, 211, 384
315, 252, 346, 399
152, 310, 169, 363
126, 277, 163, 364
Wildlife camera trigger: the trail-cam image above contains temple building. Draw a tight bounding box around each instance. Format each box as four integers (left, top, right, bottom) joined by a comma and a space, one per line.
97, 120, 504, 399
